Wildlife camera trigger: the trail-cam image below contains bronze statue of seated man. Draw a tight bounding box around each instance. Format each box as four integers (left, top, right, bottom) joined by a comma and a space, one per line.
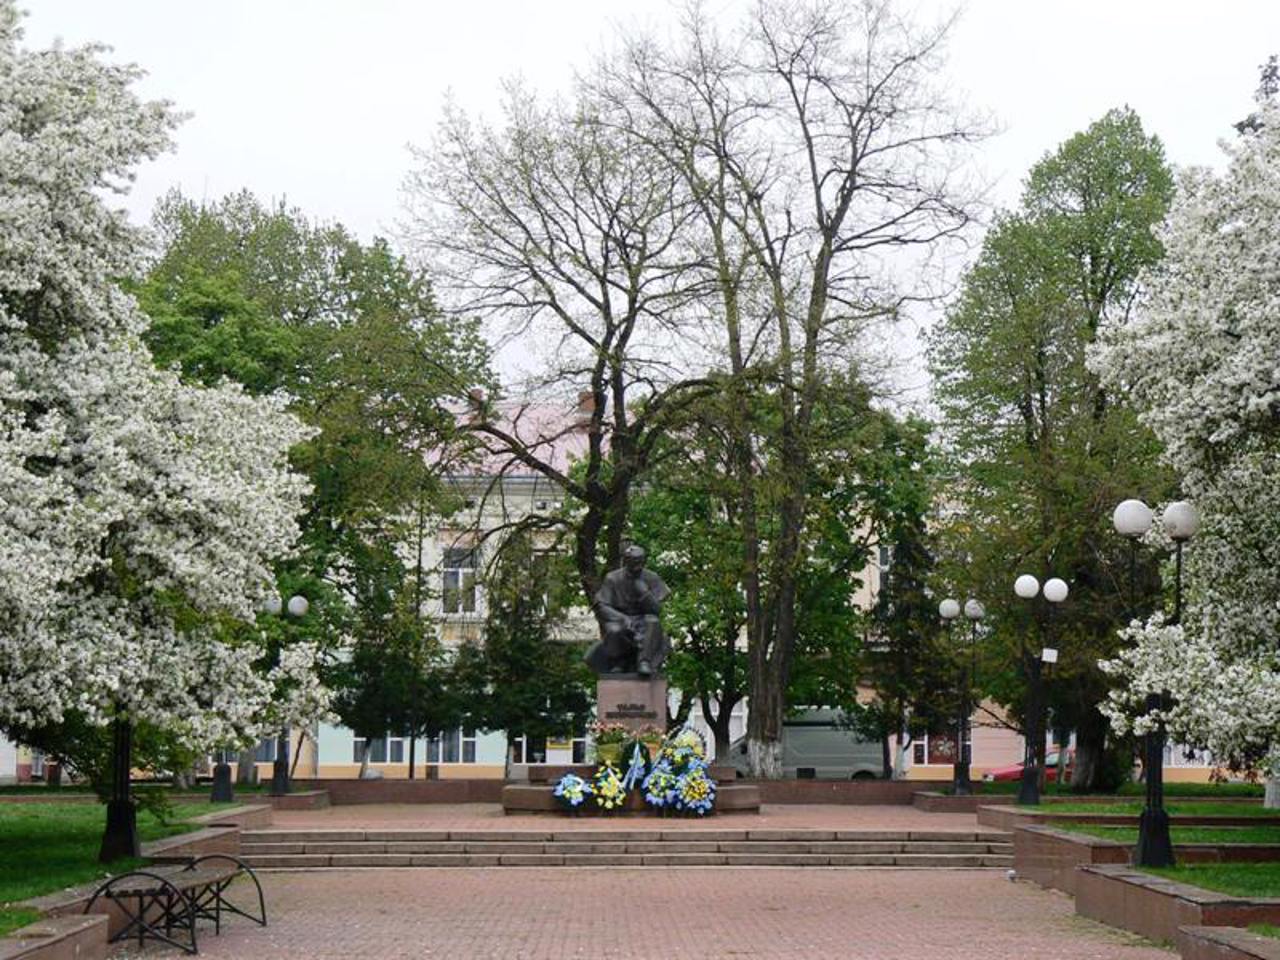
584, 545, 670, 678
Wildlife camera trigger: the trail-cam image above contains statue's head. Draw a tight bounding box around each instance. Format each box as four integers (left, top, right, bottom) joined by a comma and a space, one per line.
622, 544, 646, 575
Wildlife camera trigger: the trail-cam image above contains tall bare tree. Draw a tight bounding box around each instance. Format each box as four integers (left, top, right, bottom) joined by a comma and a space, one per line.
590, 0, 984, 775
402, 85, 713, 600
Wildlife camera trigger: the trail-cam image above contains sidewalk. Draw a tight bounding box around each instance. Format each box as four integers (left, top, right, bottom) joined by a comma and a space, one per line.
118, 867, 1171, 959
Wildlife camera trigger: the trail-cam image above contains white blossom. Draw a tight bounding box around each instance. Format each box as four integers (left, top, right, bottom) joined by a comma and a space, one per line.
0, 4, 322, 750
1091, 103, 1280, 773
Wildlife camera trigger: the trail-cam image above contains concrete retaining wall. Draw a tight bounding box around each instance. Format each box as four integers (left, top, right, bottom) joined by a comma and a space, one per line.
1178, 925, 1280, 959
1076, 865, 1280, 944
0, 915, 107, 960
299, 778, 504, 804
753, 779, 950, 805
913, 791, 1015, 813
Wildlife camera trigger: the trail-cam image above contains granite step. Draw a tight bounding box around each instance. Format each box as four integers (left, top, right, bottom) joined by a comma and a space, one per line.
242, 839, 1012, 857
242, 850, 1014, 869
239, 829, 1014, 870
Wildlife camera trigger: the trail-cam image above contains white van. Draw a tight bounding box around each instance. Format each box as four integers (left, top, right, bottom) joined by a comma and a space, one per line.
728, 708, 884, 779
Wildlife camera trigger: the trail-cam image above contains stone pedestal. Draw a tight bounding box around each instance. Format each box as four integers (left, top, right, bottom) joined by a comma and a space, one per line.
596, 675, 667, 734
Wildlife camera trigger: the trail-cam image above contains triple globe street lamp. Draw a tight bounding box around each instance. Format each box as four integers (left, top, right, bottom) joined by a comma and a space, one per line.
1012, 574, 1069, 805
1112, 497, 1200, 868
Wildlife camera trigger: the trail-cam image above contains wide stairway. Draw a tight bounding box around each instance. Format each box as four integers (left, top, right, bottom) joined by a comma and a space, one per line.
240, 828, 1013, 869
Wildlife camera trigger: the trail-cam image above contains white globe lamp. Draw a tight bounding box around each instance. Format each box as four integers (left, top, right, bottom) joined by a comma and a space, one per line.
1014, 574, 1040, 599
1113, 499, 1153, 539
1043, 578, 1069, 604
1163, 501, 1200, 542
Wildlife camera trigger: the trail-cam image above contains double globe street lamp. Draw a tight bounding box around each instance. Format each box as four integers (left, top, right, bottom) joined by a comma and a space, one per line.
265, 593, 310, 798
939, 597, 984, 796
1013, 574, 1069, 805
1113, 498, 1200, 867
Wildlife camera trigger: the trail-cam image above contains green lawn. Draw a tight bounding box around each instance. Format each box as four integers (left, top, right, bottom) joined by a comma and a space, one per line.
1024, 800, 1273, 817
970, 780, 1263, 798
0, 781, 269, 795
0, 801, 230, 936
1062, 823, 1280, 845
1249, 923, 1280, 939
1144, 862, 1280, 899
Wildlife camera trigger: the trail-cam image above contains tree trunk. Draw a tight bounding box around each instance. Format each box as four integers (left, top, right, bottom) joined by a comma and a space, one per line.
1071, 708, 1108, 791
357, 740, 371, 779
747, 739, 782, 779
408, 735, 416, 781
894, 713, 912, 780
236, 748, 259, 785
1265, 776, 1280, 809
881, 734, 892, 780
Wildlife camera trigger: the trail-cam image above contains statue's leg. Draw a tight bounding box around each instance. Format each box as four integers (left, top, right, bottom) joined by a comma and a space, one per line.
637, 615, 665, 676
601, 621, 634, 673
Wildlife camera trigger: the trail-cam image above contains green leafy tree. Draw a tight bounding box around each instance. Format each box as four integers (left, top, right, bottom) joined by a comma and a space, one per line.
928, 108, 1175, 788
134, 191, 493, 774
450, 534, 593, 772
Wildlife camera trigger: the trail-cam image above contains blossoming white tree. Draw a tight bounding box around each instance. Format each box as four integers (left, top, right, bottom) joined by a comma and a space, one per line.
1092, 101, 1280, 797
0, 3, 322, 857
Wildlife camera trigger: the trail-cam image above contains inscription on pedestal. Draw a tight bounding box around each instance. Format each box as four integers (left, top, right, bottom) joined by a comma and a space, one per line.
597, 677, 667, 734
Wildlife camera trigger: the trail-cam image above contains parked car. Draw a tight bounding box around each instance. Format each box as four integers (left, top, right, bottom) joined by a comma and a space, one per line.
728, 708, 883, 780
983, 749, 1073, 783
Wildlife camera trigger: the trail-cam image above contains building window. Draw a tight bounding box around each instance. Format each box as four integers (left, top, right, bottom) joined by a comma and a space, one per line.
352, 735, 406, 764
427, 728, 477, 763
253, 736, 277, 763
442, 547, 477, 614
911, 732, 969, 766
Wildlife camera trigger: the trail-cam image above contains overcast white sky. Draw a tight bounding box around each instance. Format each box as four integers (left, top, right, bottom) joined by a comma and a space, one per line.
19, 1, 1280, 399
23, 1, 1277, 239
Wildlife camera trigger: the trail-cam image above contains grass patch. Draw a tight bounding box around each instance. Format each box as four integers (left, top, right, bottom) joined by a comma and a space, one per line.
973, 780, 1263, 798
1249, 923, 1280, 939
1025, 800, 1272, 816
0, 800, 232, 936
0, 781, 269, 796
1144, 862, 1280, 899
1062, 823, 1280, 845
1116, 782, 1265, 798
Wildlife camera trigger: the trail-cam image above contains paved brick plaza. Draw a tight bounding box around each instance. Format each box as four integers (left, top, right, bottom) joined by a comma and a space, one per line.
267, 802, 985, 832
121, 866, 1170, 959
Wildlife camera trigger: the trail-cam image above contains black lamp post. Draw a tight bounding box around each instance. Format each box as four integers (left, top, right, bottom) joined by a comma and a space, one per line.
1013, 574, 1068, 805
265, 592, 310, 797
938, 598, 968, 794
1114, 498, 1199, 868
958, 598, 985, 794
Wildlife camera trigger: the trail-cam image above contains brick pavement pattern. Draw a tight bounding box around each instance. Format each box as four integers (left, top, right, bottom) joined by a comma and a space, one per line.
269, 802, 983, 833
117, 867, 1172, 959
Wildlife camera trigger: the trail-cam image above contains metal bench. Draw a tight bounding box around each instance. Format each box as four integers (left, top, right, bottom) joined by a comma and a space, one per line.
83, 854, 266, 954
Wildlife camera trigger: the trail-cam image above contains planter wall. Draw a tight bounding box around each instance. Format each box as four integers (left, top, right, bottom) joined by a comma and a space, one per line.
1076, 864, 1280, 944
298, 778, 504, 805
0, 915, 107, 960
753, 779, 949, 805
1015, 825, 1280, 897
913, 791, 1015, 813
1014, 825, 1129, 895
1178, 925, 1280, 960
979, 805, 1280, 832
